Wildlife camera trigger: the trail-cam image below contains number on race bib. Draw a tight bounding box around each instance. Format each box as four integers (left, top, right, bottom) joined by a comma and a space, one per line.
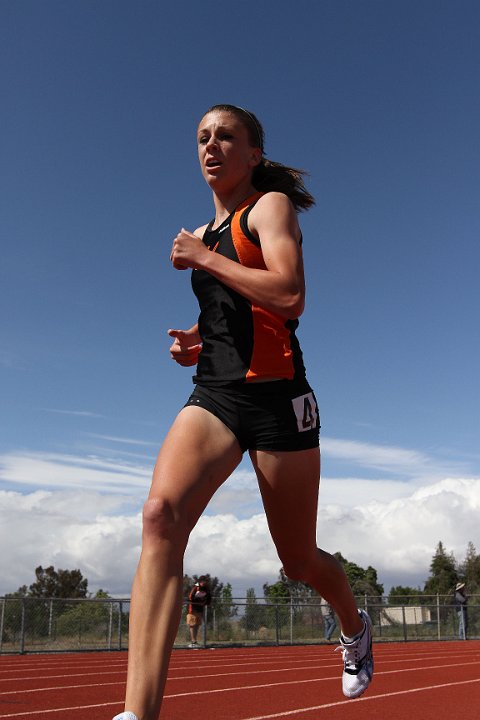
291, 392, 319, 433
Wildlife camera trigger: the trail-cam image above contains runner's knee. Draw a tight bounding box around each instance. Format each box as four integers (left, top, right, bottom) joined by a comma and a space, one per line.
280, 555, 315, 584
142, 497, 187, 543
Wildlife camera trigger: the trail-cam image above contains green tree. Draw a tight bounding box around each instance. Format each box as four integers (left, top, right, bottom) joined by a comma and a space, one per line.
5, 586, 28, 598
423, 541, 458, 597
263, 579, 290, 603
388, 586, 425, 605
334, 554, 384, 597
263, 578, 290, 629
241, 587, 266, 633
278, 568, 325, 632
4, 567, 89, 642
458, 542, 480, 594
280, 567, 318, 604
217, 582, 237, 618
364, 566, 384, 596
28, 566, 88, 598
55, 589, 114, 641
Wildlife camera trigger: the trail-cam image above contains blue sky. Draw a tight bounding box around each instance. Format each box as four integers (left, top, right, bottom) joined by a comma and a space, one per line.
1, 0, 479, 597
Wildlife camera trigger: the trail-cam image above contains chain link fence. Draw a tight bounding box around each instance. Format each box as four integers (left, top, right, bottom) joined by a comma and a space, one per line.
0, 597, 130, 654
1, 595, 478, 654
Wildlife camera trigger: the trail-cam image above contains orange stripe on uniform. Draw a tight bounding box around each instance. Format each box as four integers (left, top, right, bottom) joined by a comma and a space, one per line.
231, 193, 295, 381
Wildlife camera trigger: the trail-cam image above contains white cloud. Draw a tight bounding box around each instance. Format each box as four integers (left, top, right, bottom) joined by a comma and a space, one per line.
323, 437, 428, 469
206, 469, 262, 518
186, 513, 279, 592
321, 437, 468, 480
0, 489, 141, 595
43, 408, 105, 418
319, 476, 415, 507
0, 442, 478, 597
0, 451, 151, 494
317, 476, 480, 589
2, 475, 479, 598
85, 433, 159, 447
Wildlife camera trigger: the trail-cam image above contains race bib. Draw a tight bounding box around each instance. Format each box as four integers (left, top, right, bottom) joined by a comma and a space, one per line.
292, 392, 319, 433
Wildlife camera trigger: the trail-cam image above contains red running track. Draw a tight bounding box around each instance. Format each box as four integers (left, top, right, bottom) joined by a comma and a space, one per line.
0, 641, 479, 719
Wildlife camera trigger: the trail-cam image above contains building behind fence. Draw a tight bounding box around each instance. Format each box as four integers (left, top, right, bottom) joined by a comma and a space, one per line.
0, 595, 478, 654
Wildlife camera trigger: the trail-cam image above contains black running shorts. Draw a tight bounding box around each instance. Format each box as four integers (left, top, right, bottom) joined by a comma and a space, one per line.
184, 379, 320, 452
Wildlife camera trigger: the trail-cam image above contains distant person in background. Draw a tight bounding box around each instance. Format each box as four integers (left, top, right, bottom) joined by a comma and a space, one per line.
454, 582, 468, 639
113, 104, 373, 720
320, 597, 337, 641
186, 576, 211, 647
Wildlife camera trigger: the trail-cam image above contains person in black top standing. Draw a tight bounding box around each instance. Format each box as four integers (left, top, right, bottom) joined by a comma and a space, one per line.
186, 576, 211, 647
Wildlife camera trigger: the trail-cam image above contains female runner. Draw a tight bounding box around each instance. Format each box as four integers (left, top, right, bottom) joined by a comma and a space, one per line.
113, 104, 373, 720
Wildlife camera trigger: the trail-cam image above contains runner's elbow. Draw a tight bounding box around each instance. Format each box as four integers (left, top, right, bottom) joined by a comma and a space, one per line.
282, 291, 304, 319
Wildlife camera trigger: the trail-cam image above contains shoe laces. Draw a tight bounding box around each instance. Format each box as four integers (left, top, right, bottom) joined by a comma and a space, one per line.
335, 630, 365, 667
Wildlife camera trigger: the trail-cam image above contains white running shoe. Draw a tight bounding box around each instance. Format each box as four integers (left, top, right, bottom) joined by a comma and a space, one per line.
336, 609, 374, 699
112, 713, 138, 720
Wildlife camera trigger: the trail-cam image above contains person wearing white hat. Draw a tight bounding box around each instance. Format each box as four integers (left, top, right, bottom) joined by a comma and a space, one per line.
454, 582, 468, 640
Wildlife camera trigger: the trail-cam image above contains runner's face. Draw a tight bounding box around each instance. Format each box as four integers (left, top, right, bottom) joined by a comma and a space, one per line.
197, 110, 261, 189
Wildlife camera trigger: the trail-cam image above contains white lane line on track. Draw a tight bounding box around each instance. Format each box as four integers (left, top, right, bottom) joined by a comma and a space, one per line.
0, 681, 122, 696
241, 677, 480, 719
1, 659, 479, 697
0, 663, 337, 685
0, 670, 125, 684
162, 659, 480, 698
0, 662, 126, 675
0, 677, 480, 719
0, 701, 123, 717
1, 647, 478, 676
168, 651, 480, 675
167, 649, 480, 672
0, 652, 476, 685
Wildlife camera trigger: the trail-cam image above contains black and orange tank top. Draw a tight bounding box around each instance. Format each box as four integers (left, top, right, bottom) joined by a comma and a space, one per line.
191, 192, 306, 386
